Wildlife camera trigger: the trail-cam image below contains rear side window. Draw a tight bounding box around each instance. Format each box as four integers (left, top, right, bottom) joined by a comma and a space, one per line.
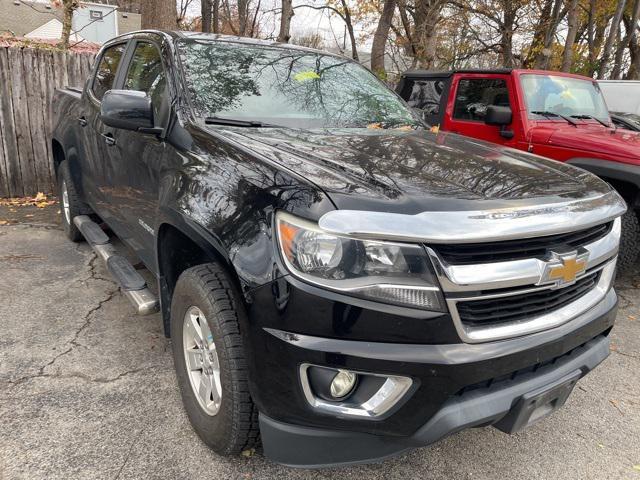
123, 42, 167, 122
453, 78, 510, 121
406, 79, 445, 116
92, 43, 126, 100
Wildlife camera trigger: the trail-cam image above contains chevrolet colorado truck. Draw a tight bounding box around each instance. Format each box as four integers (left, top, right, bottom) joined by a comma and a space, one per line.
52, 31, 627, 467
397, 69, 640, 272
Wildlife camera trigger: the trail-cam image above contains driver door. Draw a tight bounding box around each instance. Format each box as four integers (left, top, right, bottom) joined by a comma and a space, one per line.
101, 39, 171, 270
444, 75, 518, 147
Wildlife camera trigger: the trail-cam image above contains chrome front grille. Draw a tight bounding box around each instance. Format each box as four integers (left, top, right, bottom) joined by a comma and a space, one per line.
428, 217, 621, 343
456, 271, 600, 327
432, 222, 612, 265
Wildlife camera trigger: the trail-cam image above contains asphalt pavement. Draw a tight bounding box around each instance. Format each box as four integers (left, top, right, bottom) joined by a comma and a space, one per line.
1, 207, 638, 480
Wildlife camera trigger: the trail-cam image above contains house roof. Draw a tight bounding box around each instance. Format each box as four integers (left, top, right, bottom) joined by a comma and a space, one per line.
24, 18, 85, 42
0, 0, 140, 38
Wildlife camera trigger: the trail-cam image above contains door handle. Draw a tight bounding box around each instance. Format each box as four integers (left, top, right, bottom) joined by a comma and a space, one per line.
101, 133, 116, 146
78, 116, 87, 127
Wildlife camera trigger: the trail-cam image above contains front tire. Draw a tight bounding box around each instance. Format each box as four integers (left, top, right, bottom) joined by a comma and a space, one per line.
618, 210, 640, 273
170, 263, 259, 455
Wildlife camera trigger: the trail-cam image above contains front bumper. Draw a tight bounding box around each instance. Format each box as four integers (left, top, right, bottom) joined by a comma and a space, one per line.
244, 278, 617, 467
260, 334, 610, 467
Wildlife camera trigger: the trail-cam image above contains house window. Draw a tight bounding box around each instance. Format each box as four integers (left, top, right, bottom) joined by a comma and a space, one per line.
89, 10, 103, 21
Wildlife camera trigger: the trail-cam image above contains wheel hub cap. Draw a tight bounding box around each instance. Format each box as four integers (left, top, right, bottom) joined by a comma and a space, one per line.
183, 306, 222, 416
61, 180, 70, 224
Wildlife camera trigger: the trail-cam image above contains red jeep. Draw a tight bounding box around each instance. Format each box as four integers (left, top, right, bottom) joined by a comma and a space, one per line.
397, 69, 640, 270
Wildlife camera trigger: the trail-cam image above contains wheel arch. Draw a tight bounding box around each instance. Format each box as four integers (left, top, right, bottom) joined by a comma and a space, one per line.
566, 158, 640, 210
51, 138, 65, 177
155, 212, 243, 337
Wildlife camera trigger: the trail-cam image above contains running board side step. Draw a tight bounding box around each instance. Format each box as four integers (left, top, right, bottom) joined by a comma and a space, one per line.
73, 215, 159, 315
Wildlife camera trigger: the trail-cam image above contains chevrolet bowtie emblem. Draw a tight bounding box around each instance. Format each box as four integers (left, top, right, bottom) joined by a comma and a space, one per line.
540, 250, 589, 288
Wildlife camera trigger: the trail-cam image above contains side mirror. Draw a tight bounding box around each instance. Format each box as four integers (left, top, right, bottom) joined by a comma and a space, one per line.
485, 105, 514, 139
101, 90, 155, 132
485, 105, 512, 126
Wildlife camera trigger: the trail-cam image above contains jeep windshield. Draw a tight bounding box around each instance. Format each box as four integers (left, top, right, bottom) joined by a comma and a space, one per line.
521, 74, 610, 124
177, 39, 422, 129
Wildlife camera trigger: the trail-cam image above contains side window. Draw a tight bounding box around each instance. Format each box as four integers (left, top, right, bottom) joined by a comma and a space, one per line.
407, 79, 445, 116
92, 43, 126, 100
123, 42, 168, 125
453, 78, 510, 122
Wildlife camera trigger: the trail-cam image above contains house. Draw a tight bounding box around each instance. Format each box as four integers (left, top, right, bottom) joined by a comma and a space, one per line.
0, 0, 141, 44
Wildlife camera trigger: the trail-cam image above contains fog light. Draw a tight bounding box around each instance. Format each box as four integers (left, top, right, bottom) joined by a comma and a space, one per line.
330, 369, 357, 399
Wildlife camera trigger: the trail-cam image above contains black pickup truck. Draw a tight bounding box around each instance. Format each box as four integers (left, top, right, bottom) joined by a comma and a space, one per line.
52, 31, 626, 467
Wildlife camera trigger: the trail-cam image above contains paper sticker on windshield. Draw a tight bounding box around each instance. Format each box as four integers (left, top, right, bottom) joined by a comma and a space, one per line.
294, 71, 321, 82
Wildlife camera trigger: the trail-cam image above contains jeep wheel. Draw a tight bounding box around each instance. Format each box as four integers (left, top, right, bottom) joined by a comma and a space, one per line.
618, 210, 640, 273
170, 263, 260, 455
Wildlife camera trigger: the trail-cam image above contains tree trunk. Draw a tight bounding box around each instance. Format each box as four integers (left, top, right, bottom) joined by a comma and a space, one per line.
413, 0, 444, 68
527, 0, 555, 67
340, 0, 359, 61
500, 2, 517, 68
612, 24, 625, 78
201, 0, 212, 32
212, 0, 220, 33
613, 0, 640, 77
371, 0, 396, 77
561, 0, 580, 71
238, 0, 249, 35
277, 0, 294, 42
140, 0, 176, 29
533, 0, 564, 69
60, 0, 79, 50
597, 0, 627, 78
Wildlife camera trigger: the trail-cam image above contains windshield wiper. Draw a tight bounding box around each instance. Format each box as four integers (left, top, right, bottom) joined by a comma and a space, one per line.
570, 114, 611, 128
531, 110, 578, 127
204, 116, 276, 128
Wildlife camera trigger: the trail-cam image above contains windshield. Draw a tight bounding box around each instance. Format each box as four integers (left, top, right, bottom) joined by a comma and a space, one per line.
521, 74, 610, 123
177, 39, 420, 129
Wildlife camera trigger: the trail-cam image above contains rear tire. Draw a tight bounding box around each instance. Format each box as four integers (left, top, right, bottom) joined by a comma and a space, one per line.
618, 210, 640, 273
57, 161, 84, 242
170, 263, 260, 455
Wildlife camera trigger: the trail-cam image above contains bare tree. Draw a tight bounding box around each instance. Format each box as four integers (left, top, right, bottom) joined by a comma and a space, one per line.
140, 0, 177, 29
277, 0, 294, 42
371, 0, 397, 77
561, 0, 580, 72
294, 3, 359, 60
597, 0, 627, 78
59, 0, 80, 49
202, 0, 212, 32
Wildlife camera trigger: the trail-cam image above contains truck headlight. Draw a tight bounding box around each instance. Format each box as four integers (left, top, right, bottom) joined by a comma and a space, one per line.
275, 212, 444, 311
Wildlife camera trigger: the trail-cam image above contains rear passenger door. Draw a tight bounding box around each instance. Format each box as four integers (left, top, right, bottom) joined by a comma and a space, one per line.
444, 75, 517, 146
102, 39, 170, 270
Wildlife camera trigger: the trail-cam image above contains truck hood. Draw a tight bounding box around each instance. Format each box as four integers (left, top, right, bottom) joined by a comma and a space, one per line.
543, 123, 640, 165
219, 127, 612, 214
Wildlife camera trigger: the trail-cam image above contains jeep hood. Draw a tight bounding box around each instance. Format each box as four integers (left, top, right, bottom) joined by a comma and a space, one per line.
219, 127, 613, 215
545, 124, 640, 165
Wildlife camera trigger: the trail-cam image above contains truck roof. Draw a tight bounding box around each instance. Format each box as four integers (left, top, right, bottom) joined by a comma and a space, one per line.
103, 29, 343, 58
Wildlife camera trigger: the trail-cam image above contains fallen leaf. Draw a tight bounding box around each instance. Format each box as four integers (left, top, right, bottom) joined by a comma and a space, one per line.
597, 443, 605, 449
633, 465, 640, 471
25, 214, 34, 218
0, 220, 8, 225
241, 448, 255, 458
629, 315, 636, 321
34, 192, 46, 202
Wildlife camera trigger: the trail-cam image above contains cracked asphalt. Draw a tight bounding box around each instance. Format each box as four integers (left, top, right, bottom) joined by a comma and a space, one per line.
1, 209, 639, 480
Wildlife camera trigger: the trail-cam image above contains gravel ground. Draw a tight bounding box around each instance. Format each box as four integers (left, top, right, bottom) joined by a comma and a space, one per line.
1, 206, 638, 480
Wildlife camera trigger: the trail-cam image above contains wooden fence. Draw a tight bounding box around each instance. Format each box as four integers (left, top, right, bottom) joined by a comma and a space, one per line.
0, 46, 95, 197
